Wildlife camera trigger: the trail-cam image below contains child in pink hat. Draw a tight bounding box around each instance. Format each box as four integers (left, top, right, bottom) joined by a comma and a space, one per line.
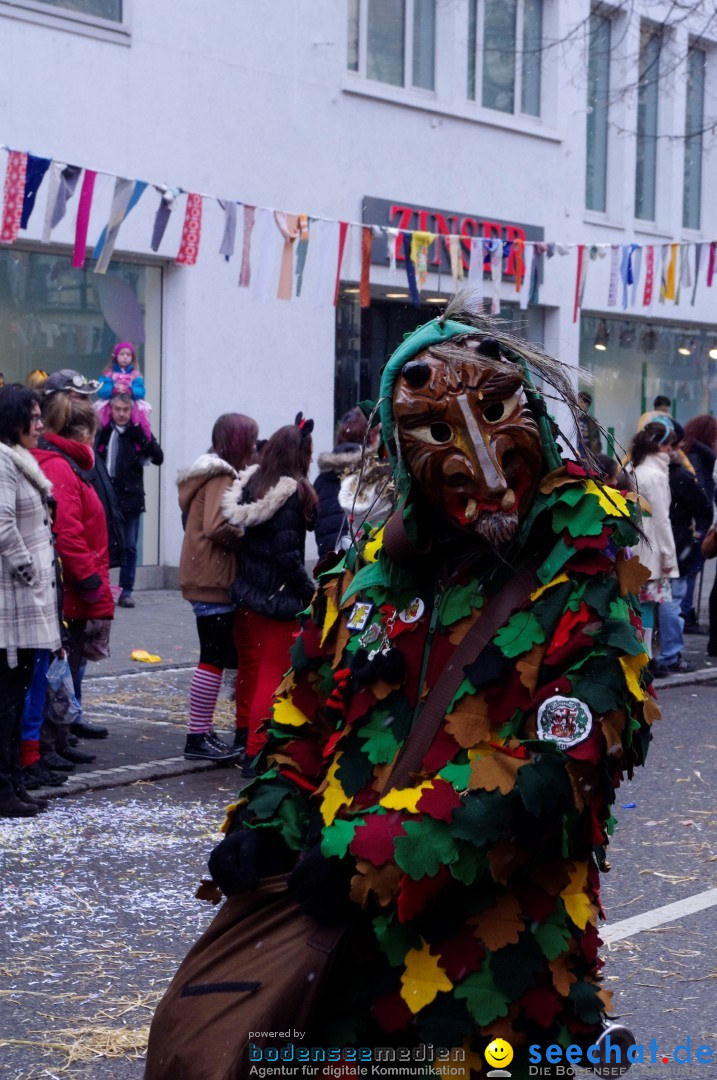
96, 342, 152, 437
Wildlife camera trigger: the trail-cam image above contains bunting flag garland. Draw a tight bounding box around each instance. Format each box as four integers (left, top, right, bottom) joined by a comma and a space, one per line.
489, 239, 502, 315
660, 243, 677, 302
410, 230, 434, 291
642, 245, 654, 306
402, 231, 420, 307
151, 186, 179, 252
238, 204, 256, 287
249, 207, 281, 301
20, 154, 51, 230
302, 218, 339, 307
607, 244, 620, 307
72, 168, 97, 268
333, 221, 349, 306
295, 214, 309, 296
176, 192, 203, 267
708, 242, 716, 287
41, 162, 62, 243
44, 163, 82, 241
691, 243, 702, 306
218, 199, 237, 261
629, 245, 642, 307
572, 244, 587, 323
0, 150, 27, 244
467, 236, 483, 285
94, 177, 146, 275
275, 211, 298, 301
360, 225, 372, 308
513, 235, 525, 295
386, 228, 399, 275
448, 235, 464, 291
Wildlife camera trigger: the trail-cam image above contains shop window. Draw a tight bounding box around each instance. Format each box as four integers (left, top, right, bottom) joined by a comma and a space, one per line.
635, 24, 661, 222
585, 12, 611, 213
467, 0, 543, 117
683, 46, 706, 230
8, 0, 122, 20
347, 0, 436, 91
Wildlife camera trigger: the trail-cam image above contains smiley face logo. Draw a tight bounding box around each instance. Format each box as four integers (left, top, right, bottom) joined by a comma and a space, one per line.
485, 1038, 514, 1072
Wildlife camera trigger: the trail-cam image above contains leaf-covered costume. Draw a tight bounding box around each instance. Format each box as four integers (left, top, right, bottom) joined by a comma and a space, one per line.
225, 463, 657, 1067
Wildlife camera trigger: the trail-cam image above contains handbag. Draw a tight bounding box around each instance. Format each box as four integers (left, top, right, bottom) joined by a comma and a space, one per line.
702, 525, 717, 559
144, 564, 539, 1079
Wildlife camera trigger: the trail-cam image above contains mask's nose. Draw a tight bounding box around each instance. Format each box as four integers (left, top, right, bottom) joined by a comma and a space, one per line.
453, 396, 507, 498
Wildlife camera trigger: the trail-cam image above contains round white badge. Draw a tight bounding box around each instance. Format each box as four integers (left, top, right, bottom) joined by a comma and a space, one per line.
398, 597, 425, 624
536, 695, 593, 751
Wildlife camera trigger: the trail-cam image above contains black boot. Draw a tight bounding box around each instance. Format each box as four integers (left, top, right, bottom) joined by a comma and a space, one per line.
184, 732, 245, 763
15, 786, 48, 812
41, 752, 75, 772
22, 761, 68, 789
59, 747, 96, 765
71, 718, 109, 739
233, 728, 248, 750
0, 793, 39, 818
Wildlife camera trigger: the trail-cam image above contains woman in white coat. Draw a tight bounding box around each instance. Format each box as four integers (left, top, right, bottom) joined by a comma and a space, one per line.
630, 417, 678, 657
0, 385, 61, 817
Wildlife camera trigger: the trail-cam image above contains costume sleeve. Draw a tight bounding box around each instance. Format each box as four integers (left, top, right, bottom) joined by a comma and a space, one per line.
39, 458, 98, 585
202, 476, 245, 549
0, 454, 34, 575
130, 375, 146, 400
97, 374, 114, 401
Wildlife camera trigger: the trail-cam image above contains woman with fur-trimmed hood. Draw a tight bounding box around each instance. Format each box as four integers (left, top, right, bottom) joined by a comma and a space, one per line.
222, 417, 317, 771
178, 413, 258, 764
314, 406, 369, 558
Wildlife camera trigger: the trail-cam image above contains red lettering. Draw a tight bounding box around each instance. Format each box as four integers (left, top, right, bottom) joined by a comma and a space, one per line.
389, 205, 416, 263
504, 225, 527, 278
460, 217, 480, 272
430, 213, 460, 268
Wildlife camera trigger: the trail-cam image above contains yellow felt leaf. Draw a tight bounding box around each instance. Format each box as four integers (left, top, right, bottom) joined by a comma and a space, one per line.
363, 526, 384, 563
272, 695, 310, 728
319, 758, 350, 825
530, 573, 569, 602
619, 652, 649, 701
560, 862, 594, 930
584, 479, 629, 518
399, 938, 453, 1014
320, 593, 339, 645
380, 780, 433, 813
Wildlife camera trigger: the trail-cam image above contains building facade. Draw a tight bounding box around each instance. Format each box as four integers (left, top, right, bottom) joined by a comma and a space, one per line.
0, 0, 715, 576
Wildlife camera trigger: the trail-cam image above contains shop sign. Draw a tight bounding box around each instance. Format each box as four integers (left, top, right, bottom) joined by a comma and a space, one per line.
363, 196, 544, 278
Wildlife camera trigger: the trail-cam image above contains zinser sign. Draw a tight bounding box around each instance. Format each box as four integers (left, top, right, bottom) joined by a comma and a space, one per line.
363, 196, 544, 278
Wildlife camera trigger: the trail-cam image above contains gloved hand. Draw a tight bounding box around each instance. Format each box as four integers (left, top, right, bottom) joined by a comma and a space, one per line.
207, 828, 292, 897
287, 844, 354, 925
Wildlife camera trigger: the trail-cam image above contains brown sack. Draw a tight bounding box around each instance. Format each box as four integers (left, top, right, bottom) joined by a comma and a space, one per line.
702, 526, 717, 560
144, 876, 346, 1080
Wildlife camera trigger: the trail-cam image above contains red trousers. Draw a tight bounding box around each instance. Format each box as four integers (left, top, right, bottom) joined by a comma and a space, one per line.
233, 606, 296, 757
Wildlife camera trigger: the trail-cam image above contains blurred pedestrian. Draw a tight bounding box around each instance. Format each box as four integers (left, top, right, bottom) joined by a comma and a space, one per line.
178, 413, 258, 763
680, 414, 717, 631
224, 416, 317, 772
576, 390, 602, 460
638, 394, 672, 431
314, 406, 368, 558
629, 418, 678, 658
96, 393, 163, 608
33, 394, 114, 767
0, 385, 60, 817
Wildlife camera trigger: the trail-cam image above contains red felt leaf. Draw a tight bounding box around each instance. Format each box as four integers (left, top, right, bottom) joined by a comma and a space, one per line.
562, 723, 602, 762
277, 768, 316, 793
548, 603, 590, 654
421, 722, 460, 773
580, 921, 601, 964
416, 779, 463, 822
567, 551, 613, 576
484, 668, 533, 720
299, 617, 323, 658
571, 527, 610, 551
372, 990, 413, 1032
529, 678, 573, 711
436, 927, 485, 983
345, 685, 379, 724
516, 885, 557, 922
542, 630, 595, 669
522, 984, 563, 1026
350, 811, 406, 865
397, 864, 451, 923
287, 677, 321, 723
566, 461, 588, 478
271, 737, 323, 778
322, 728, 346, 759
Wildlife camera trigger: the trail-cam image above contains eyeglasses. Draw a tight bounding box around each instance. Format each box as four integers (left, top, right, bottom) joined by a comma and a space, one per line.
29, 415, 43, 426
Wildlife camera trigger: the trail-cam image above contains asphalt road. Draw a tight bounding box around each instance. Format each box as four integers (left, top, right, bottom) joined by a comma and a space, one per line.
0, 680, 715, 1079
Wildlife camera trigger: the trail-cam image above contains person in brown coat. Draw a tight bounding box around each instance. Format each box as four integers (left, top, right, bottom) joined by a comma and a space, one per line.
177, 414, 258, 762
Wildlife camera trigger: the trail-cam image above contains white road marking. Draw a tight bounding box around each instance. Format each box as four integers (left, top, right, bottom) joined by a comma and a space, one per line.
603, 887, 717, 943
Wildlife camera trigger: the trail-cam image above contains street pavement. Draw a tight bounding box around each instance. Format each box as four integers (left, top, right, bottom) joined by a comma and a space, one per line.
1, 591, 716, 1077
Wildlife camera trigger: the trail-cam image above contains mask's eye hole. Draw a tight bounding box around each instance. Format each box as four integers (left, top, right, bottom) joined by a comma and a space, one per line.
482, 391, 522, 424
409, 422, 453, 445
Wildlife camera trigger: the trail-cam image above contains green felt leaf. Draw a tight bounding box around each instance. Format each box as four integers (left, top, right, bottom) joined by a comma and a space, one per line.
454, 964, 510, 1026
493, 610, 545, 658
534, 905, 573, 960
569, 980, 605, 1024
373, 911, 421, 967
245, 775, 292, 820
394, 818, 459, 879
447, 676, 474, 712
533, 581, 574, 633
358, 711, 400, 765
572, 656, 624, 714
335, 736, 377, 796
289, 633, 309, 671
582, 576, 619, 618
274, 794, 310, 851
439, 762, 472, 791
439, 581, 484, 626
538, 537, 575, 585
597, 619, 645, 656
555, 485, 587, 508
449, 842, 487, 885
553, 496, 605, 538
415, 997, 474, 1049
491, 933, 545, 999
608, 597, 631, 623
452, 790, 512, 846
321, 817, 357, 859
515, 754, 572, 817
496, 709, 526, 741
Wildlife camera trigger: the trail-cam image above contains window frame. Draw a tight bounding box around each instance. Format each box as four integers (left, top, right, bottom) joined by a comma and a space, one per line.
634, 21, 662, 223
350, 0, 437, 95
682, 42, 706, 232
585, 10, 612, 214
0, 0, 130, 44
467, 0, 544, 119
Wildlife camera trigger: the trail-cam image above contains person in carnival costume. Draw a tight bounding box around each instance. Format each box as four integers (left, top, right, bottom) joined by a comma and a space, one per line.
151, 301, 657, 1078
97, 342, 152, 438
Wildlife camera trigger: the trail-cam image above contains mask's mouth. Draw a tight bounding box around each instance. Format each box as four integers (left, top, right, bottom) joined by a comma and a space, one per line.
446, 488, 517, 527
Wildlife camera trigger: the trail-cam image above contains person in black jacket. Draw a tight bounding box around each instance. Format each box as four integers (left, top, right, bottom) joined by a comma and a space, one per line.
222, 417, 317, 771
680, 414, 717, 630
653, 426, 712, 675
313, 406, 368, 558
96, 394, 163, 608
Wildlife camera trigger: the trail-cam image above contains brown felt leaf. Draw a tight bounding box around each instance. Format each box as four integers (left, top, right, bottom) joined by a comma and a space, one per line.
615, 548, 651, 597
539, 467, 572, 494
275, 670, 296, 696
350, 858, 401, 908
533, 860, 573, 897
516, 641, 547, 693
444, 696, 492, 749
371, 762, 394, 794
643, 697, 661, 725
195, 879, 223, 905
549, 954, 577, 997
448, 611, 479, 647
601, 709, 626, 755
565, 760, 599, 812
373, 678, 403, 700
487, 840, 530, 885
468, 752, 526, 795
598, 987, 614, 1013
333, 618, 351, 666
479, 1007, 525, 1044
469, 894, 524, 950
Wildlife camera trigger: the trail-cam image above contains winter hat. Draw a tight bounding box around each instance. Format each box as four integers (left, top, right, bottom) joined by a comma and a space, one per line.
112, 342, 136, 361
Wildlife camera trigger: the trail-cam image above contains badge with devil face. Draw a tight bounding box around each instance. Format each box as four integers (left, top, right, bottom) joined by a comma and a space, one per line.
536, 695, 593, 751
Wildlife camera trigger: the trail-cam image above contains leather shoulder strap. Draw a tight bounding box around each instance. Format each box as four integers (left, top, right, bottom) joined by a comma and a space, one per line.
383, 564, 539, 793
